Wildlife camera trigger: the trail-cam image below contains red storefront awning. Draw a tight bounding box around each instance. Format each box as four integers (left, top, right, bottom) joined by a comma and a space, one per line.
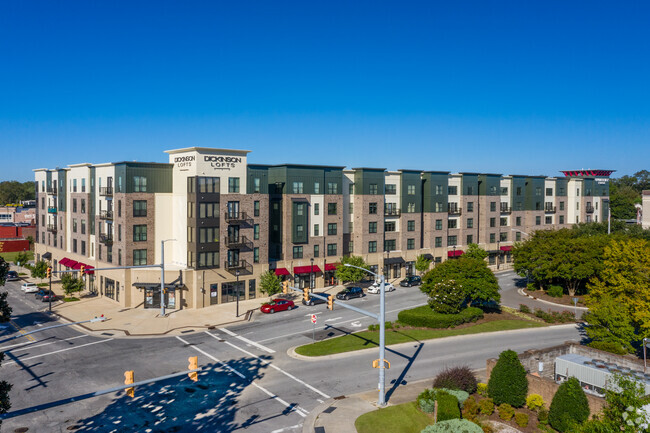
500, 246, 513, 252
59, 258, 71, 267
447, 250, 464, 258
65, 259, 79, 268
274, 268, 290, 276
84, 265, 95, 275
293, 265, 322, 274
324, 263, 339, 271
72, 262, 83, 270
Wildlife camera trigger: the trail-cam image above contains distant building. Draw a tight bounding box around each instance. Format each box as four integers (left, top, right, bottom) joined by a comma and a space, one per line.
643, 191, 650, 229
0, 206, 36, 225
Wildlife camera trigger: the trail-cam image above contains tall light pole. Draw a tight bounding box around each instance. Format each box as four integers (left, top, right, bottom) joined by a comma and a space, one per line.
310, 257, 314, 293
235, 270, 241, 317
344, 263, 387, 406
160, 239, 176, 317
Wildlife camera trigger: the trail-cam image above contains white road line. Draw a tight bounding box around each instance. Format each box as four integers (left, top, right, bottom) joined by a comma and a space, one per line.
0, 335, 89, 353
304, 312, 322, 316
220, 327, 276, 354
1, 338, 113, 366
324, 317, 342, 322
176, 336, 307, 418
270, 423, 302, 433
205, 331, 330, 399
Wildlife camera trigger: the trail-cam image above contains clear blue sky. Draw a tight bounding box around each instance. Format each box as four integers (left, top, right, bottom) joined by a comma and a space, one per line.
1, 1, 648, 182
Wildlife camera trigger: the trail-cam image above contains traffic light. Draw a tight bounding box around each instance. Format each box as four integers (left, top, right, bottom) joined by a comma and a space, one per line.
327, 295, 334, 310
303, 287, 309, 303
46, 267, 52, 279
282, 280, 289, 294
124, 370, 134, 397
80, 265, 85, 276
188, 356, 198, 382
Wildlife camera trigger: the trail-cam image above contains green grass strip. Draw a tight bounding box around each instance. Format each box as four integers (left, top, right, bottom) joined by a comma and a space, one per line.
295, 320, 545, 357
355, 401, 432, 433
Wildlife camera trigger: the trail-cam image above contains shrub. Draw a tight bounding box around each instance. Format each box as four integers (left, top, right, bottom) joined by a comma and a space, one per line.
587, 340, 628, 355
538, 407, 549, 424
417, 388, 438, 413
526, 282, 537, 291
437, 388, 469, 404
526, 394, 545, 411
515, 412, 529, 427
419, 398, 436, 414
487, 350, 528, 407
547, 285, 564, 298
421, 419, 483, 433
433, 366, 478, 394
498, 403, 515, 421
549, 377, 590, 432
534, 308, 575, 324
477, 383, 488, 397
398, 305, 483, 329
436, 391, 461, 422
462, 397, 479, 418
519, 304, 531, 314
478, 398, 494, 415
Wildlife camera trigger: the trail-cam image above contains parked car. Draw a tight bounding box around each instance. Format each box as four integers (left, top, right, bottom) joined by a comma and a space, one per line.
399, 276, 422, 287
35, 288, 50, 298
21, 282, 39, 293
367, 282, 395, 294
302, 292, 330, 306
6, 271, 19, 281
41, 291, 57, 302
260, 299, 295, 314
336, 286, 364, 300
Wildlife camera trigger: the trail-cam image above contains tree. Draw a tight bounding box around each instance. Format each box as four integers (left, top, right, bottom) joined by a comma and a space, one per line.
582, 295, 636, 353
259, 270, 282, 300
0, 257, 8, 287
0, 352, 12, 425
414, 254, 432, 275
31, 260, 48, 281
61, 273, 85, 297
427, 279, 466, 314
335, 256, 370, 283
487, 350, 528, 407
549, 377, 590, 432
26, 236, 34, 250
0, 180, 35, 205
13, 251, 29, 267
464, 244, 488, 261
0, 257, 11, 426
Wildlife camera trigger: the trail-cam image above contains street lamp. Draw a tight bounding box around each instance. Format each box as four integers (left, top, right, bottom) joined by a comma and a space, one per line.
235, 270, 241, 317
310, 257, 314, 293
160, 239, 177, 317
497, 239, 500, 270
344, 263, 387, 406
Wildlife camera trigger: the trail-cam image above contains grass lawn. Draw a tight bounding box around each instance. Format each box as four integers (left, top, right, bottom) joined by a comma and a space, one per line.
355, 401, 432, 433
0, 251, 34, 263
295, 319, 544, 357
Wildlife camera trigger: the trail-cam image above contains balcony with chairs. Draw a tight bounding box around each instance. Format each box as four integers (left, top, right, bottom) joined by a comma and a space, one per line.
447, 206, 462, 216
544, 204, 556, 213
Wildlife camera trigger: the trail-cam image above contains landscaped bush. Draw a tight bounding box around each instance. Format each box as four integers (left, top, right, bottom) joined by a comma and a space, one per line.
487, 350, 528, 407
519, 304, 531, 314
433, 365, 478, 394
534, 308, 575, 324
514, 412, 529, 427
417, 388, 438, 413
462, 397, 479, 419
437, 388, 469, 404
420, 419, 483, 433
436, 391, 461, 422
549, 377, 590, 432
478, 398, 494, 415
398, 305, 483, 329
477, 383, 488, 397
587, 340, 628, 355
547, 285, 564, 298
498, 403, 514, 421
526, 394, 545, 411
538, 408, 549, 424
526, 282, 537, 291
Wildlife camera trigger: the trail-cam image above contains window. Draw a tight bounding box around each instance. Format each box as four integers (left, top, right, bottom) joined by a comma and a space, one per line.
501, 187, 508, 195
73, 199, 77, 213
466, 186, 474, 195
369, 222, 377, 233
386, 184, 396, 195
314, 203, 319, 215
133, 200, 147, 217
369, 202, 377, 214
516, 187, 522, 196
576, 188, 580, 196
327, 243, 337, 256
467, 218, 473, 229
349, 183, 354, 194
254, 201, 260, 217
314, 182, 320, 194
448, 219, 457, 229
118, 224, 122, 242
546, 188, 553, 196
328, 203, 337, 215
368, 241, 377, 253
384, 239, 396, 251
545, 216, 552, 224
559, 187, 566, 195
199, 227, 219, 243
490, 185, 497, 195
187, 227, 194, 243
228, 177, 240, 193
500, 217, 507, 226
198, 177, 219, 193
489, 217, 496, 228
297, 224, 304, 237
254, 247, 260, 263
199, 202, 219, 218
435, 219, 443, 230
118, 200, 122, 217
535, 187, 542, 196
81, 220, 86, 234
500, 232, 508, 241
559, 215, 565, 224
73, 179, 77, 192
253, 178, 260, 193
349, 202, 354, 213
407, 203, 415, 213
559, 201, 565, 211
130, 224, 146, 241
467, 202, 474, 212
536, 216, 541, 225
296, 204, 304, 216
516, 216, 522, 226
516, 232, 522, 241
490, 233, 496, 243
197, 252, 219, 268
435, 237, 442, 247
314, 244, 320, 257
407, 184, 415, 195
435, 185, 444, 194
73, 239, 77, 253
314, 224, 319, 236
407, 220, 415, 231
134, 176, 147, 192
407, 239, 415, 250
448, 186, 457, 195
327, 223, 337, 235
327, 182, 338, 194
134, 249, 147, 266
385, 221, 396, 232
187, 202, 194, 218
249, 279, 257, 299
292, 181, 303, 194
73, 218, 77, 233
447, 236, 457, 246
369, 184, 378, 195
254, 224, 260, 240
293, 246, 303, 259
81, 199, 86, 214
118, 249, 122, 266
81, 240, 86, 256
347, 241, 354, 253
490, 202, 496, 212
467, 234, 473, 244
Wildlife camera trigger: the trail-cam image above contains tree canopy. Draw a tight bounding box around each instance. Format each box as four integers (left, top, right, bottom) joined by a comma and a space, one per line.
61, 273, 85, 297
608, 170, 649, 219
260, 270, 282, 299
0, 181, 34, 205
335, 256, 370, 283
464, 243, 488, 261
414, 254, 432, 275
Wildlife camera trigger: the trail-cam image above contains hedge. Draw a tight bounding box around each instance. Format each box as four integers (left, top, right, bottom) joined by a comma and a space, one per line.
421, 419, 483, 433
398, 306, 483, 329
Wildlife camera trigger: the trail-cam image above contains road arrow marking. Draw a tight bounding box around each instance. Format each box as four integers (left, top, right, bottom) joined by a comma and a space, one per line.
350, 321, 362, 327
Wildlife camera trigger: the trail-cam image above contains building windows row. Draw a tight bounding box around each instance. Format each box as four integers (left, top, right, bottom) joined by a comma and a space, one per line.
199, 227, 219, 243
199, 202, 219, 218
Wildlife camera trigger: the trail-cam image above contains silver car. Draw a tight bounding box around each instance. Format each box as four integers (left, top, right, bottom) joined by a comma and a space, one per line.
367, 282, 395, 294
21, 282, 39, 293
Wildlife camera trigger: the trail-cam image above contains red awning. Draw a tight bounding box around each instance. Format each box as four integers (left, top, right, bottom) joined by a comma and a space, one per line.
324, 263, 339, 271
500, 246, 513, 252
65, 260, 79, 268
59, 258, 70, 266
447, 250, 464, 258
274, 268, 290, 276
293, 265, 322, 274
84, 265, 95, 275
72, 262, 83, 270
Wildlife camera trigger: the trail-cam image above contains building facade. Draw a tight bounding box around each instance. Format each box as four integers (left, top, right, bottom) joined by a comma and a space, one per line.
34, 148, 613, 310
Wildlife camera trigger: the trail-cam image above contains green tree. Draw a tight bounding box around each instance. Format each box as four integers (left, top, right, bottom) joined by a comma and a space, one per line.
427, 279, 466, 314
0, 292, 11, 324
31, 260, 48, 281
13, 251, 29, 267
549, 377, 590, 432
0, 352, 12, 425
0, 257, 8, 287
260, 270, 282, 299
335, 256, 370, 283
0, 257, 11, 426
61, 273, 85, 297
582, 295, 636, 353
487, 350, 528, 407
414, 254, 432, 275
464, 243, 488, 261
26, 236, 34, 250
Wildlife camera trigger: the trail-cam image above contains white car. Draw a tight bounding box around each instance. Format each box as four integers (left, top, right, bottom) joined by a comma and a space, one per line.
21, 282, 39, 293
367, 282, 395, 294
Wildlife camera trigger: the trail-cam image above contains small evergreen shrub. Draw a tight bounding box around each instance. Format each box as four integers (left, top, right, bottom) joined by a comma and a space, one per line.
462, 397, 479, 419
478, 398, 494, 415
547, 285, 564, 298
436, 391, 461, 422
398, 305, 484, 328
519, 304, 531, 313
533, 308, 575, 323
498, 403, 514, 421
538, 408, 549, 424
487, 350, 528, 407
417, 388, 438, 413
420, 419, 483, 433
515, 412, 529, 427
433, 365, 478, 394
419, 398, 436, 414
526, 393, 545, 411
477, 383, 488, 397
437, 388, 469, 404
549, 377, 590, 432
587, 340, 628, 355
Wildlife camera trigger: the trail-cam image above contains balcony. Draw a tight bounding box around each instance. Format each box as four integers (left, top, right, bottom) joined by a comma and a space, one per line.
448, 207, 462, 216
46, 224, 57, 233
586, 205, 595, 214
226, 235, 253, 250
224, 259, 253, 275
384, 208, 401, 217
99, 187, 113, 197
99, 233, 113, 245
100, 210, 114, 220
544, 205, 556, 213
46, 187, 57, 195
224, 211, 253, 225
47, 206, 57, 214
500, 205, 511, 214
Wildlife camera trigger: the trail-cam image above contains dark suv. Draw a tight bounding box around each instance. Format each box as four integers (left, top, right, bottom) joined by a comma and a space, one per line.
336, 286, 364, 300
6, 271, 19, 281
399, 275, 422, 287
302, 292, 330, 306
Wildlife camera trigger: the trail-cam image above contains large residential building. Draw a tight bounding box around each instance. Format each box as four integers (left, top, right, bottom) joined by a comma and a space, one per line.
34, 148, 613, 311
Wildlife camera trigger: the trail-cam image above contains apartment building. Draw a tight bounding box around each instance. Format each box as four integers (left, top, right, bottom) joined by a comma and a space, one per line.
34, 148, 613, 311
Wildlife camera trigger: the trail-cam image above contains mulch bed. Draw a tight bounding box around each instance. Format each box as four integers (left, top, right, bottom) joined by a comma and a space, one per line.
523, 289, 585, 308
470, 395, 546, 433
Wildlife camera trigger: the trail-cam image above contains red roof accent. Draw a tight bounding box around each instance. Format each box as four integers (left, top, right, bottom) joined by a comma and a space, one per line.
65, 260, 79, 268
324, 263, 339, 271
59, 258, 70, 266
293, 265, 322, 274
500, 246, 513, 252
274, 268, 290, 276
72, 262, 83, 270
447, 250, 464, 257
561, 170, 615, 178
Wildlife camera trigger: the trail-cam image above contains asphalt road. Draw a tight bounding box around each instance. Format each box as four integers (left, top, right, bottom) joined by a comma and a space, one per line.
496, 270, 576, 313
0, 275, 583, 432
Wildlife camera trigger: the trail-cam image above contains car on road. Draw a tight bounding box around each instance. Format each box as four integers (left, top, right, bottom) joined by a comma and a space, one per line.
302, 292, 330, 306
34, 288, 50, 298
260, 299, 295, 314
367, 282, 395, 294
21, 282, 39, 293
399, 275, 422, 287
6, 271, 19, 281
41, 291, 57, 302
336, 286, 364, 300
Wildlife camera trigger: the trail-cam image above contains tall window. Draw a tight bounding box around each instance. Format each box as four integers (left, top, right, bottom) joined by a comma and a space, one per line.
435, 237, 442, 247
292, 181, 304, 194
435, 185, 443, 194
489, 217, 496, 227
369, 203, 377, 214
81, 220, 86, 234
253, 178, 260, 193
466, 235, 473, 244
254, 224, 260, 240
490, 202, 496, 212
327, 223, 337, 235
369, 184, 378, 195
385, 221, 396, 232
516, 216, 522, 226
314, 182, 320, 194
407, 239, 415, 250
435, 219, 443, 230
254, 248, 260, 263
327, 243, 337, 256
293, 246, 303, 259
254, 201, 260, 217
368, 241, 377, 253
314, 203, 319, 215
200, 202, 219, 218
467, 202, 473, 212
314, 224, 319, 236
73, 199, 77, 213
81, 199, 86, 214
133, 200, 147, 217
328, 203, 337, 215
447, 236, 457, 246
134, 176, 147, 192
327, 182, 338, 194
466, 218, 473, 229
199, 227, 219, 243
73, 218, 77, 233
133, 225, 147, 241
536, 216, 541, 225
198, 177, 219, 193
407, 184, 415, 195
314, 244, 320, 257
407, 203, 415, 213
490, 233, 496, 243
228, 177, 240, 193
407, 220, 415, 231
134, 249, 147, 266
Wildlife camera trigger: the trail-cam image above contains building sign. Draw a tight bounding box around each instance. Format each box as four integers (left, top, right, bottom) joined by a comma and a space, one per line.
174, 155, 195, 168
595, 178, 609, 185
204, 155, 242, 171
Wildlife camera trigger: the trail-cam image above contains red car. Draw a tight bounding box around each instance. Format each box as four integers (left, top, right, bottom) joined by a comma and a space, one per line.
260, 299, 295, 314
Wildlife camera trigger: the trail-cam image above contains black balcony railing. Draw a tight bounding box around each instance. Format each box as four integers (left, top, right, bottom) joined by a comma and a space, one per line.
226, 235, 253, 249
99, 233, 113, 245
46, 224, 57, 233
99, 187, 113, 197
384, 208, 401, 217
100, 210, 114, 220
46, 187, 57, 195
224, 211, 253, 225
500, 205, 511, 214
586, 205, 595, 213
47, 206, 57, 214
224, 259, 253, 275
448, 207, 462, 216
544, 205, 556, 213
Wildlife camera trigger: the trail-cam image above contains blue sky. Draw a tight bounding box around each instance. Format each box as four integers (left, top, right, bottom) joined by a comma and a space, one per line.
1, 1, 648, 181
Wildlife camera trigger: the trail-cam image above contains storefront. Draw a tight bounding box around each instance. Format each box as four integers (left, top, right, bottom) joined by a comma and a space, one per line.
135, 283, 179, 309
323, 263, 339, 286
293, 264, 321, 290
384, 257, 404, 279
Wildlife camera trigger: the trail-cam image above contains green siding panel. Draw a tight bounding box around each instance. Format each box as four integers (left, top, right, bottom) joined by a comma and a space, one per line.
400, 171, 422, 213
422, 173, 449, 213
291, 201, 308, 243
353, 169, 386, 195
479, 174, 501, 196
461, 174, 479, 196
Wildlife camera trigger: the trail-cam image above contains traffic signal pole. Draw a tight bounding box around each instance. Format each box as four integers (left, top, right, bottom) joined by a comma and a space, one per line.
48, 267, 52, 312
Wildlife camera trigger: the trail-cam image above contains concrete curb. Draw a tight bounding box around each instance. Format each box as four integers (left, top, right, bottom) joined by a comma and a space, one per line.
518, 288, 589, 310
301, 398, 336, 433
